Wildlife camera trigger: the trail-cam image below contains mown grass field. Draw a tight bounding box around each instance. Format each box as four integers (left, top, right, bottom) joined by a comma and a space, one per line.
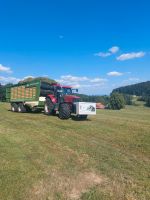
0, 102, 150, 200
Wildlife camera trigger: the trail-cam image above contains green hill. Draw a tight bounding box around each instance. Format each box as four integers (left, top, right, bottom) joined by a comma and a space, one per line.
113, 81, 150, 96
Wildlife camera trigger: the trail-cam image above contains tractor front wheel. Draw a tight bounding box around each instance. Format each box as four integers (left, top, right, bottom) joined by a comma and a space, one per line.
59, 103, 71, 119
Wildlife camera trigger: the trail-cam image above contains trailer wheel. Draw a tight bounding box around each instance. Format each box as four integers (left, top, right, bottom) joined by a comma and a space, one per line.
44, 98, 55, 115
11, 103, 18, 112
25, 105, 32, 112
18, 103, 27, 113
59, 103, 71, 119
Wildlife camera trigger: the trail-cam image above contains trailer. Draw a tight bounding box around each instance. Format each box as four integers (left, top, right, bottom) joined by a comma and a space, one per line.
6, 80, 96, 120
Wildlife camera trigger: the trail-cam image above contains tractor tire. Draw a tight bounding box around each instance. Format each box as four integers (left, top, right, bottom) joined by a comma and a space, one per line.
44, 98, 55, 115
59, 103, 71, 119
18, 103, 27, 113
11, 103, 18, 112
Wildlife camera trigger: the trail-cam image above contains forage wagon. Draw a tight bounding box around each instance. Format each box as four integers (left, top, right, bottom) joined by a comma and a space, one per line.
6, 80, 96, 120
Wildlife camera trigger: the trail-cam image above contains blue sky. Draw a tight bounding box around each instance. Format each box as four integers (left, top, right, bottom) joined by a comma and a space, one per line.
0, 0, 150, 94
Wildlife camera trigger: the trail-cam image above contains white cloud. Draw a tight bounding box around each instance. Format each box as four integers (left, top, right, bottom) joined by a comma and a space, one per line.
109, 46, 119, 54
42, 74, 49, 77
90, 78, 107, 83
117, 51, 145, 61
94, 52, 111, 57
0, 76, 20, 84
72, 84, 81, 89
122, 77, 140, 85
0, 64, 12, 73
107, 71, 123, 77
59, 75, 89, 82
94, 46, 120, 58
56, 75, 108, 94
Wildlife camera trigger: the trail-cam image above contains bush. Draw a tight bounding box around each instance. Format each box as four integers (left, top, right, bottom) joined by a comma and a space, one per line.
122, 94, 133, 105
109, 93, 125, 110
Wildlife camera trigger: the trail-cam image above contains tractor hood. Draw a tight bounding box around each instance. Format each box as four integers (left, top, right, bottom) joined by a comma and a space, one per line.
63, 95, 80, 103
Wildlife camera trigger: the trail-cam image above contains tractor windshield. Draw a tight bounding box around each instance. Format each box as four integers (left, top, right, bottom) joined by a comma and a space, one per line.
62, 87, 72, 95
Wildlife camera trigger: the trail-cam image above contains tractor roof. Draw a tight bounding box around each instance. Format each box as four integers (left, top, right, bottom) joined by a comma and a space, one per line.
52, 83, 72, 88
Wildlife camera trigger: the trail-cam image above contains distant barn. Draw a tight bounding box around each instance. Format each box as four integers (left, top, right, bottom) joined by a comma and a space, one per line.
96, 103, 105, 109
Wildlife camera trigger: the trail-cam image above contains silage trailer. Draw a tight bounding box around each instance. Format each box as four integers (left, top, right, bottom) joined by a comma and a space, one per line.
6, 80, 96, 120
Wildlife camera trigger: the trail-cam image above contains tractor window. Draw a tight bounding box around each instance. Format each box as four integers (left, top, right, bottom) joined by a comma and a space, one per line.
62, 88, 72, 95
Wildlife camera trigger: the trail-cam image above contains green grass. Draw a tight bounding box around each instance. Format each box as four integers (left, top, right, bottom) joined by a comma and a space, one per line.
0, 103, 150, 200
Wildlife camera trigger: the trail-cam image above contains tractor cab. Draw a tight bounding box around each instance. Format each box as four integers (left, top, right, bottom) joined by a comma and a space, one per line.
52, 84, 78, 95
51, 84, 80, 103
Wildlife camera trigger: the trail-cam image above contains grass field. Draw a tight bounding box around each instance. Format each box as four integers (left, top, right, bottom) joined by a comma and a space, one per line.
0, 102, 150, 200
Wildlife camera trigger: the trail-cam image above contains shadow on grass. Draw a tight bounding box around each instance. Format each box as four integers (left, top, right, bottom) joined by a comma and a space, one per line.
71, 115, 91, 121
7, 109, 43, 114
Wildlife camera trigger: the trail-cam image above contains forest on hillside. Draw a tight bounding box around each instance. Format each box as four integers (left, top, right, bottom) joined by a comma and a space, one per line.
113, 81, 150, 96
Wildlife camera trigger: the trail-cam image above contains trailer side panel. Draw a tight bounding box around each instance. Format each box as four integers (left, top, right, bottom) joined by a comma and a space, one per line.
7, 80, 41, 102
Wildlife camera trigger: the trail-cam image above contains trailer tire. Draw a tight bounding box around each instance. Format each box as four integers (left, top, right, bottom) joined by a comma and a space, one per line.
59, 103, 71, 119
18, 103, 27, 113
25, 105, 32, 112
11, 103, 18, 112
44, 98, 55, 115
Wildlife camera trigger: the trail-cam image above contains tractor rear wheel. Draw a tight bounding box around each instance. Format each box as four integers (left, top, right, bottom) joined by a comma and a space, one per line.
18, 103, 27, 113
44, 98, 55, 115
11, 103, 18, 112
59, 103, 71, 119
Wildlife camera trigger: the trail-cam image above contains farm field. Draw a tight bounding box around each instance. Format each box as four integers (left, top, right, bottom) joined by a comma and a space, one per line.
0, 102, 150, 200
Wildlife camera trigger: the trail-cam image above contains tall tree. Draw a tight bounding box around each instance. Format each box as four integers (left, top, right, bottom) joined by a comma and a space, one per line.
109, 93, 125, 110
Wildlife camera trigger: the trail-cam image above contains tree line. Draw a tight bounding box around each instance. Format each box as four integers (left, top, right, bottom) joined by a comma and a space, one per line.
113, 81, 150, 96
112, 81, 150, 107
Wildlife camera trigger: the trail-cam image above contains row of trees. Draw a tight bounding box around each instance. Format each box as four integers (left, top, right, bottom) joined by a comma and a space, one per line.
113, 81, 150, 96
78, 93, 133, 109
76, 94, 109, 105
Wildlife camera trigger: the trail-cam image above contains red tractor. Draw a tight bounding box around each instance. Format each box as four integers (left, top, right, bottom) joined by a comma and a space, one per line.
43, 83, 96, 120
